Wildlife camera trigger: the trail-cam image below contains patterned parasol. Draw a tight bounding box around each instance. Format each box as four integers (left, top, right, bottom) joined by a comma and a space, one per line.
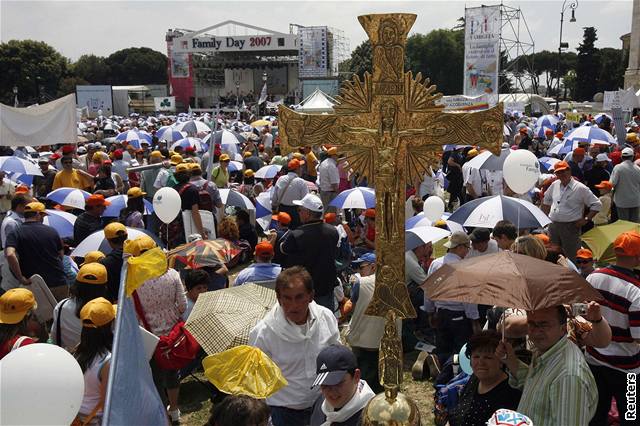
167, 238, 242, 271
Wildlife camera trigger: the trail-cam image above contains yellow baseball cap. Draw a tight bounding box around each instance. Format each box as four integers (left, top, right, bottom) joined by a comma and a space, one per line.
80, 297, 116, 328
81, 250, 106, 266
127, 187, 147, 199
170, 154, 184, 165
76, 263, 108, 285
104, 222, 127, 240
175, 163, 190, 173
189, 163, 202, 172
124, 235, 157, 257
244, 169, 255, 177
24, 202, 47, 214
244, 151, 253, 158
219, 154, 230, 162
150, 150, 163, 159
0, 288, 37, 324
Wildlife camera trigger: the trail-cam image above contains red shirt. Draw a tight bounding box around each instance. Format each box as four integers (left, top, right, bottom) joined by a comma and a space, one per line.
0, 335, 34, 360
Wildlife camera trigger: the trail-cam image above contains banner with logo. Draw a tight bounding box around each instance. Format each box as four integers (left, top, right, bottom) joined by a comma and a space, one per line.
76, 85, 113, 117
153, 96, 176, 112
298, 26, 328, 78
463, 5, 501, 97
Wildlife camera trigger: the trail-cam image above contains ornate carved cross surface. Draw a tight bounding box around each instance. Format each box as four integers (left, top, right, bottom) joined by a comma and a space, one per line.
279, 13, 503, 321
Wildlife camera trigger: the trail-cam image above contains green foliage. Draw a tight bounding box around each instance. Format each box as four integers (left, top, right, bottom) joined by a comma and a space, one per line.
596, 47, 624, 92
406, 29, 464, 95
575, 27, 600, 101
347, 40, 372, 78
104, 47, 167, 85
0, 40, 68, 105
72, 54, 110, 85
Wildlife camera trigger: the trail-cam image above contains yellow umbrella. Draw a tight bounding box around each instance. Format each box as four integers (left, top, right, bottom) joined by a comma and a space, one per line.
581, 220, 640, 265
251, 119, 271, 127
203, 345, 287, 398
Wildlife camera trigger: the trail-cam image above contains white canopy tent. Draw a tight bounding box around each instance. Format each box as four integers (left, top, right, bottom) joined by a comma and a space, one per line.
296, 89, 336, 113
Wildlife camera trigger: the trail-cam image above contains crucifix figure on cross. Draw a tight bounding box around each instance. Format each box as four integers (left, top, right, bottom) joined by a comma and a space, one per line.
279, 13, 503, 399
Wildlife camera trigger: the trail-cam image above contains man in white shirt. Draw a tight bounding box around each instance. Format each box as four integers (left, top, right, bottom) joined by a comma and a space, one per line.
542, 160, 602, 262
271, 159, 309, 229
249, 267, 340, 426
610, 147, 640, 223
467, 227, 500, 258
0, 172, 15, 223
462, 149, 483, 201
423, 232, 480, 364
261, 127, 274, 154
317, 147, 340, 213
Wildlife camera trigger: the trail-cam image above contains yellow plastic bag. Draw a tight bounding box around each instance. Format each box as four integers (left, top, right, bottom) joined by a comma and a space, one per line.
202, 345, 287, 399
125, 247, 167, 296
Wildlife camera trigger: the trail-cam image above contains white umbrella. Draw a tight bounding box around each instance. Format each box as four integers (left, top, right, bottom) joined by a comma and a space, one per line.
0, 156, 43, 176
254, 165, 282, 179
405, 226, 451, 251
43, 209, 76, 239
219, 189, 255, 211
47, 188, 91, 210
71, 227, 161, 257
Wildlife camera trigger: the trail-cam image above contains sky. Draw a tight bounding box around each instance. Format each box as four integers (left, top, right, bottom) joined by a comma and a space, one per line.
0, 0, 634, 61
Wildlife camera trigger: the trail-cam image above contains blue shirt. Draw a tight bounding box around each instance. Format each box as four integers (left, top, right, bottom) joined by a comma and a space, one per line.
234, 263, 282, 286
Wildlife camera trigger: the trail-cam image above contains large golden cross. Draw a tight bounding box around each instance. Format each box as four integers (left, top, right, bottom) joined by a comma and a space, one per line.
279, 13, 503, 391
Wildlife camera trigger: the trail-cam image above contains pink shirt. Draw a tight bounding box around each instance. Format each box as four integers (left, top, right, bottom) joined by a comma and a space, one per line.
135, 268, 187, 336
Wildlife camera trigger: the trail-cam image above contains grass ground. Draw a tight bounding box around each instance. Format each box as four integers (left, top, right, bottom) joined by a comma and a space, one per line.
178, 349, 436, 426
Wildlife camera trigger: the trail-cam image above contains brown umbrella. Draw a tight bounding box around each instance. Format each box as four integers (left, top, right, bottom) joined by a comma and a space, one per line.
422, 251, 602, 310
185, 282, 277, 355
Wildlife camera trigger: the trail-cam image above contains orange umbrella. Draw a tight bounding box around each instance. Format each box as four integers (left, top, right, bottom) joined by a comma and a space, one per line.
422, 251, 602, 310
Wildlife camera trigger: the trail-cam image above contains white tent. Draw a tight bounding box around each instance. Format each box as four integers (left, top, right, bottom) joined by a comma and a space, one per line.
296, 89, 336, 113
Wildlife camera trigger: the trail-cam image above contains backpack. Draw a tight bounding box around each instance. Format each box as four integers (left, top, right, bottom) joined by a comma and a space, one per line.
197, 181, 214, 212
433, 370, 471, 426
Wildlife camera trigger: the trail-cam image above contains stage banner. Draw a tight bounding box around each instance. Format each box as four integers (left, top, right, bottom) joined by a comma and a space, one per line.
153, 96, 176, 112
76, 85, 113, 117
463, 5, 502, 97
298, 26, 328, 78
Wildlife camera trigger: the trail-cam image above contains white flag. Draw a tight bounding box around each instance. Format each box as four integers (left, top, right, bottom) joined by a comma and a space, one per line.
258, 83, 268, 105
242, 100, 247, 111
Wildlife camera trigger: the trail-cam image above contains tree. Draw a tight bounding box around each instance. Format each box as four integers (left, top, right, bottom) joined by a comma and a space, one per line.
596, 47, 624, 92
0, 40, 69, 105
575, 27, 600, 101
72, 54, 110, 85
104, 47, 167, 85
57, 76, 89, 97
347, 40, 372, 79
406, 29, 464, 95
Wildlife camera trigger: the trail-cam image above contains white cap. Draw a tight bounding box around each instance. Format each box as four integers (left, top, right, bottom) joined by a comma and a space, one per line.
293, 194, 324, 213
622, 147, 634, 157
595, 153, 610, 162
77, 146, 87, 154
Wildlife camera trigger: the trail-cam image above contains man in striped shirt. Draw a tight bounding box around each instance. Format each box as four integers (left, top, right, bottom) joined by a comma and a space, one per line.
497, 306, 598, 426
586, 231, 640, 426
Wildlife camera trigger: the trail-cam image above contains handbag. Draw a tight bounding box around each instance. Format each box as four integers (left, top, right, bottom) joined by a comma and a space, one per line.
132, 291, 200, 370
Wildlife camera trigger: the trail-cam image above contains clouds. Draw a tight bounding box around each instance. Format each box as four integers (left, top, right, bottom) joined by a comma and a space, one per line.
0, 0, 633, 60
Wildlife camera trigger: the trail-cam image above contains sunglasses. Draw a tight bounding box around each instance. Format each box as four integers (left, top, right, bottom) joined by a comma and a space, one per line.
575, 259, 592, 264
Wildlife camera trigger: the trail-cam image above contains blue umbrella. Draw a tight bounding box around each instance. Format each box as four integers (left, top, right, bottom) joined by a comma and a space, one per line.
219, 189, 255, 211
115, 130, 152, 149
47, 187, 91, 210
255, 190, 273, 231
549, 126, 616, 155
594, 113, 612, 125
170, 137, 208, 152
156, 126, 185, 142
330, 187, 376, 209
5, 172, 33, 186
102, 195, 154, 217
255, 165, 282, 179
176, 120, 211, 134
0, 156, 43, 177
448, 195, 551, 229
43, 209, 76, 238
228, 161, 244, 173
533, 114, 560, 138
538, 156, 561, 172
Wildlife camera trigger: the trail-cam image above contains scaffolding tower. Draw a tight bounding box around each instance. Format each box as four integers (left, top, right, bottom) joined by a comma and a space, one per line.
499, 2, 536, 95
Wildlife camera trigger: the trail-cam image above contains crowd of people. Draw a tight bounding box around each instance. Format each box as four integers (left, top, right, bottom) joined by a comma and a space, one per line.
0, 109, 639, 426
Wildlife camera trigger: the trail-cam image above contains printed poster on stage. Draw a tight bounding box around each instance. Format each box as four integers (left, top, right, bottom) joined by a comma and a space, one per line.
463, 5, 501, 97
298, 26, 328, 78
75, 85, 113, 117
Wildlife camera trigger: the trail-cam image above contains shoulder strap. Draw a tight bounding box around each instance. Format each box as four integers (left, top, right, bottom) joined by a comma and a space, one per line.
78, 400, 104, 426
213, 167, 221, 180
594, 267, 640, 287
11, 335, 30, 351
277, 176, 296, 206
178, 183, 192, 195
56, 298, 70, 347
202, 181, 209, 191
132, 291, 151, 331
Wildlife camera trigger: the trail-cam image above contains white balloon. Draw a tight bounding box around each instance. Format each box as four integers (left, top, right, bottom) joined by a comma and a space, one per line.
502, 150, 540, 194
0, 343, 84, 425
423, 196, 445, 222
153, 187, 181, 224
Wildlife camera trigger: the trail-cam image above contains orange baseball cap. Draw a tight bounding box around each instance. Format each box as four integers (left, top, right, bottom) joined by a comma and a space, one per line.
573, 147, 586, 155
534, 233, 551, 245
288, 158, 303, 170
613, 231, 640, 257
595, 181, 613, 190
576, 248, 593, 260
553, 161, 570, 172
324, 212, 337, 223
86, 194, 111, 208
555, 132, 564, 138
364, 208, 376, 219
255, 241, 274, 257
272, 212, 292, 225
